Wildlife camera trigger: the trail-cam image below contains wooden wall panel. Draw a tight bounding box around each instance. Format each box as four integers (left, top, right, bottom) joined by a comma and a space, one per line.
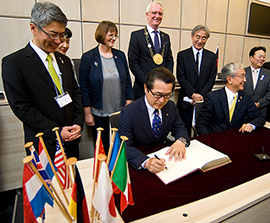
181, 0, 207, 29
206, 0, 228, 33
82, 0, 119, 23
224, 35, 244, 65
227, 0, 248, 35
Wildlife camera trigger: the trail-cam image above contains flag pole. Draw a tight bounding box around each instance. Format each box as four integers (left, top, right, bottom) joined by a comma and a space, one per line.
52, 127, 73, 188
35, 133, 69, 205
24, 142, 70, 213
92, 127, 104, 186
107, 127, 118, 167
90, 153, 107, 223
90, 127, 103, 218
110, 136, 129, 180
23, 156, 73, 223
67, 157, 77, 184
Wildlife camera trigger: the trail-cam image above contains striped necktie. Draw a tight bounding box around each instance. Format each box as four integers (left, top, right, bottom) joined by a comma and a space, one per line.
46, 54, 63, 94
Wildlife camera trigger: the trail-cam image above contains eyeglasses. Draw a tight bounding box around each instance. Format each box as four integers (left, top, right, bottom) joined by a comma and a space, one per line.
106, 34, 119, 40
149, 11, 164, 16
148, 87, 173, 99
194, 35, 208, 41
234, 74, 246, 79
34, 23, 65, 41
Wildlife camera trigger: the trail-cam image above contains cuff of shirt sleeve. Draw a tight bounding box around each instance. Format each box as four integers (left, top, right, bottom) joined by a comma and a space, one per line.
248, 123, 256, 130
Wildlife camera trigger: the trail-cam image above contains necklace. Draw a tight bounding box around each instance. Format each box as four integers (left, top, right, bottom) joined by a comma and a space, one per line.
144, 27, 165, 65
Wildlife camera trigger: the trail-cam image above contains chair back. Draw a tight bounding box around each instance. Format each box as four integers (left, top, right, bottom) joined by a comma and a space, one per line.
109, 111, 121, 129
192, 101, 203, 136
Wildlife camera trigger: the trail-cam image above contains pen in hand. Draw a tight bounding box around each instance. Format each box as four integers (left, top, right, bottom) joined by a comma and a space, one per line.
154, 154, 169, 170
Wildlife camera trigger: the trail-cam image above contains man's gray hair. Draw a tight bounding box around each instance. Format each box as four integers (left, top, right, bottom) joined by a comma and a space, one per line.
30, 2, 67, 28
221, 62, 244, 83
146, 1, 163, 13
191, 25, 210, 38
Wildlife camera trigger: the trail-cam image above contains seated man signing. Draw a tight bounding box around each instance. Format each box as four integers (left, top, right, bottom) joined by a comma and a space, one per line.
119, 67, 189, 173
196, 62, 265, 135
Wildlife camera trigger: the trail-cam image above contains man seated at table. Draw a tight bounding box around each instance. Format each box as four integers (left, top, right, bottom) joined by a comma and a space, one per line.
196, 62, 265, 135
118, 67, 189, 174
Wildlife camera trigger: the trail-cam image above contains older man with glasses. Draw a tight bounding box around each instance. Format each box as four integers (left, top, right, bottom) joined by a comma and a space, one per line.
119, 67, 189, 174
2, 2, 84, 160
128, 1, 173, 100
196, 62, 265, 136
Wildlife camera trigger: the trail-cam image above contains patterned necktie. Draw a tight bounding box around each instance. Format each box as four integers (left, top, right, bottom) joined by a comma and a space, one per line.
153, 30, 160, 54
46, 54, 63, 94
152, 109, 162, 141
196, 51, 200, 75
229, 95, 237, 122
253, 69, 258, 89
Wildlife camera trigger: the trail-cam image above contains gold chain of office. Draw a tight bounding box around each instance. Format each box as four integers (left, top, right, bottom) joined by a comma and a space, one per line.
144, 27, 165, 65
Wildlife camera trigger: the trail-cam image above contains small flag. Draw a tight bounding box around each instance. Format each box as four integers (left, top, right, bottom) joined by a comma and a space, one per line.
111, 140, 134, 213
93, 136, 105, 182
38, 140, 55, 180
93, 162, 117, 223
216, 44, 219, 68
23, 163, 53, 223
30, 145, 51, 183
54, 137, 70, 189
108, 132, 121, 172
69, 165, 90, 223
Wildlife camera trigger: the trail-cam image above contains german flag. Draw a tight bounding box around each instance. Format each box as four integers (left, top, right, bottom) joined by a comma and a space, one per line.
69, 165, 90, 223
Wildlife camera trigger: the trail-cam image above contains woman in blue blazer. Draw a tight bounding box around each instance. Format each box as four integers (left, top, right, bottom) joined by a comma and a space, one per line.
79, 20, 134, 153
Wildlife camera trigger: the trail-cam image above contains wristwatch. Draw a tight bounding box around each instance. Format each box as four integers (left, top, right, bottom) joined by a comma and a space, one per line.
179, 137, 190, 147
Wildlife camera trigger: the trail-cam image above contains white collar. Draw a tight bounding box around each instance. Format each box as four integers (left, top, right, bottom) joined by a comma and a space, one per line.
147, 24, 160, 34
29, 39, 56, 63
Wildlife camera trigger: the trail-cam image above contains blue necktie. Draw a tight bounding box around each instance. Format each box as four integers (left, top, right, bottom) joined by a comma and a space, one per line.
153, 31, 160, 54
152, 109, 162, 141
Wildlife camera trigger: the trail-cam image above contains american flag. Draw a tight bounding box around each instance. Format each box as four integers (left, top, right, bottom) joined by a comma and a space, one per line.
54, 139, 71, 190
29, 145, 51, 183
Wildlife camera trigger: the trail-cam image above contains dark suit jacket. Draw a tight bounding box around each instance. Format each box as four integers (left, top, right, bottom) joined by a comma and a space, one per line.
79, 46, 134, 108
262, 61, 270, 70
196, 87, 265, 135
2, 43, 84, 159
118, 97, 189, 170
242, 67, 270, 118
128, 28, 173, 98
176, 47, 217, 109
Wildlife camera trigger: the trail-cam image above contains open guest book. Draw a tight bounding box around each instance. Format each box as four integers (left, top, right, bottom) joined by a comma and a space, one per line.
148, 139, 232, 185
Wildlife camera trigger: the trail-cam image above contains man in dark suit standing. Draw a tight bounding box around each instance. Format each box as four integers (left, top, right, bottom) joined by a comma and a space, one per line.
119, 67, 189, 174
128, 1, 173, 99
177, 25, 217, 136
196, 62, 265, 135
2, 2, 84, 160
242, 46, 270, 120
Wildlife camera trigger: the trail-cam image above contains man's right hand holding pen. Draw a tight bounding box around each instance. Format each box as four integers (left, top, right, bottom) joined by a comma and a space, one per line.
145, 156, 167, 174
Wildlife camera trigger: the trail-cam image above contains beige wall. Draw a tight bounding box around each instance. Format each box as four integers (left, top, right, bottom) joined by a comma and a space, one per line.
1, 0, 270, 90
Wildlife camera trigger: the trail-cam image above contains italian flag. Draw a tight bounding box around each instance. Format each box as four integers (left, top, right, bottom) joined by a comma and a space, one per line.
112, 140, 134, 214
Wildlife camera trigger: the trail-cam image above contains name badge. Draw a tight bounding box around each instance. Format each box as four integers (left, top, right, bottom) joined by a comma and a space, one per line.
54, 92, 72, 108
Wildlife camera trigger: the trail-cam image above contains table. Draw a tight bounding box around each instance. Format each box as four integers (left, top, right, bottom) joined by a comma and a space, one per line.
46, 127, 270, 223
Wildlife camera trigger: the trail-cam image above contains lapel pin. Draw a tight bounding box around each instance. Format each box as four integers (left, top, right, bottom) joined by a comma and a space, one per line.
59, 57, 64, 64
166, 113, 168, 116
260, 75, 265, 81
94, 61, 98, 66
238, 96, 242, 102
115, 56, 117, 59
